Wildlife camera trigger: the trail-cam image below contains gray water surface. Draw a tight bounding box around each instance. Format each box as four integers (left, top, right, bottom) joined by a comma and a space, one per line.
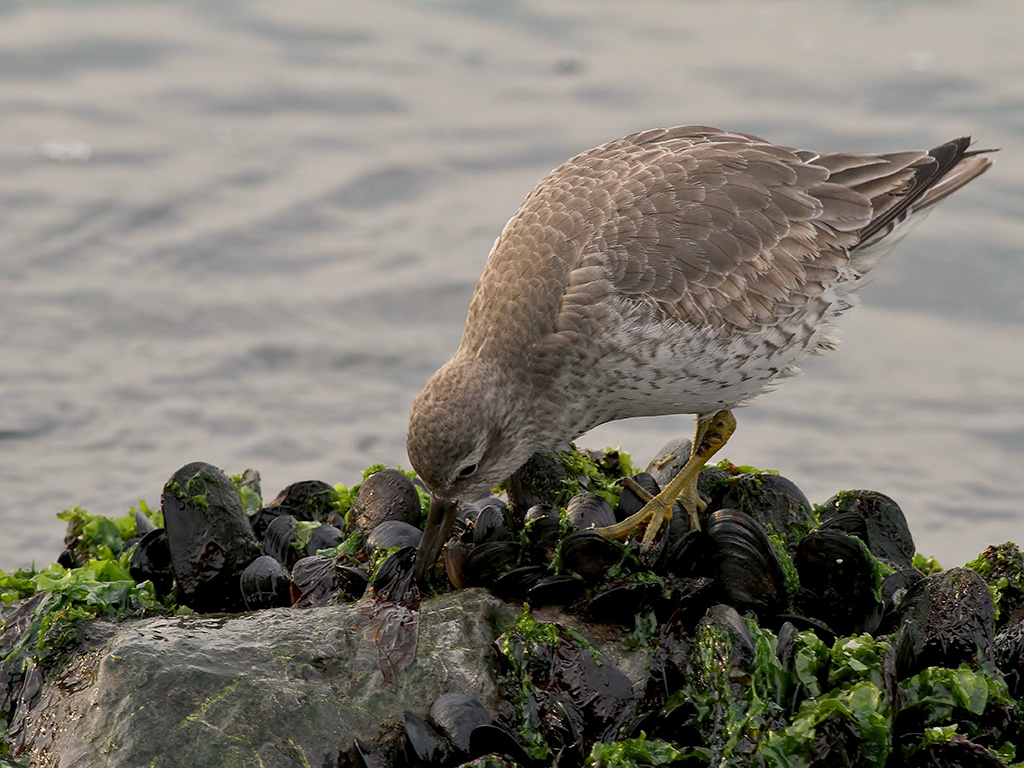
2, 0, 1023, 570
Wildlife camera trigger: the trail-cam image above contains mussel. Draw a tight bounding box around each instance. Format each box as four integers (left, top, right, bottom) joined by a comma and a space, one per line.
240, 555, 292, 610
128, 527, 174, 597
560, 530, 623, 583
705, 509, 788, 620
565, 492, 616, 531
817, 490, 915, 569
367, 520, 422, 554
349, 469, 422, 533
161, 461, 260, 612
794, 528, 882, 636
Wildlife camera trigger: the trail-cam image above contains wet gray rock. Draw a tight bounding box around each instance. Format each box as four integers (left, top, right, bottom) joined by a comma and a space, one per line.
19, 590, 518, 768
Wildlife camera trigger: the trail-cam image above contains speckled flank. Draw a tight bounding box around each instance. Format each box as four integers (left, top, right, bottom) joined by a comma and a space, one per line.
407, 126, 993, 500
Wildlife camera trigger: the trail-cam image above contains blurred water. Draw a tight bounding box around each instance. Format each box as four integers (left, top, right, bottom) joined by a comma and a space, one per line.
2, 0, 1022, 570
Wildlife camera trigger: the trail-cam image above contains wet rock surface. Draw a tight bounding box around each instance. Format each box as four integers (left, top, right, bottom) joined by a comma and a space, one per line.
20, 590, 516, 768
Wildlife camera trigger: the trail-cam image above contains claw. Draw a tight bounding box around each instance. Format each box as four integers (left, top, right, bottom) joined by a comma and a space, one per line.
593, 409, 736, 550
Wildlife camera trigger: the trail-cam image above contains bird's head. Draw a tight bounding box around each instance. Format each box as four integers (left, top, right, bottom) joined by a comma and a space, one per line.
407, 354, 541, 582
407, 355, 540, 501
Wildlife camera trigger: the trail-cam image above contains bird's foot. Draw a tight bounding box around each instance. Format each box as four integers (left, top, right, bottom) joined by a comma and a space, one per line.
592, 490, 674, 545
594, 409, 736, 551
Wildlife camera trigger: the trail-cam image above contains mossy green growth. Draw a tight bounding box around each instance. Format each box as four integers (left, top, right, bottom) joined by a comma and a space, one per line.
163, 470, 212, 511
676, 614, 788, 765
369, 545, 403, 580
586, 732, 703, 767
966, 543, 1024, 625
900, 664, 1013, 732
766, 532, 801, 601
228, 471, 264, 514
0, 558, 162, 674
759, 682, 892, 768
714, 459, 779, 476
555, 446, 637, 508
912, 552, 943, 576
56, 506, 135, 563
497, 608, 608, 762
828, 635, 892, 691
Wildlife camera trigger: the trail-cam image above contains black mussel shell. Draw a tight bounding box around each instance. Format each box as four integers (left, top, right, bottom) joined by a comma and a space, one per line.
526, 575, 586, 607
472, 498, 514, 545
241, 555, 292, 610
586, 580, 660, 625
367, 520, 422, 554
57, 548, 80, 569
702, 603, 756, 681
162, 461, 261, 613
249, 506, 288, 541
818, 490, 914, 569
878, 568, 925, 634
658, 528, 713, 579
903, 736, 1005, 768
350, 469, 422, 533
560, 530, 623, 583
264, 514, 301, 569
450, 502, 480, 545
306, 523, 344, 556
133, 508, 157, 537
400, 711, 449, 767
775, 620, 799, 670
892, 567, 996, 679
129, 528, 174, 597
370, 546, 419, 607
818, 509, 868, 541
266, 479, 338, 522
348, 738, 386, 768
505, 450, 570, 512
291, 555, 367, 608
462, 541, 520, 588
565, 492, 616, 530
337, 566, 370, 601
523, 504, 561, 555
995, 619, 1024, 699
443, 540, 470, 590
645, 437, 693, 489
428, 693, 491, 757
469, 724, 534, 766
706, 509, 788, 620
968, 543, 1024, 630
614, 472, 660, 520
703, 472, 814, 552
794, 529, 882, 637
772, 613, 838, 647
491, 565, 546, 600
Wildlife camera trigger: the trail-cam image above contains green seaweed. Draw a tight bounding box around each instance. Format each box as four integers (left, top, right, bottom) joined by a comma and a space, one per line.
556, 446, 636, 508
586, 732, 700, 767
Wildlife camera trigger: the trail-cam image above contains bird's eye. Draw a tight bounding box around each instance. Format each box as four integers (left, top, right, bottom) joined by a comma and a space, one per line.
457, 463, 478, 479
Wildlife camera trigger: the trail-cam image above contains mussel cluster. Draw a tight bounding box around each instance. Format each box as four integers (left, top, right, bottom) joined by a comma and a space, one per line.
16, 444, 1024, 768
126, 461, 430, 615
403, 445, 1024, 767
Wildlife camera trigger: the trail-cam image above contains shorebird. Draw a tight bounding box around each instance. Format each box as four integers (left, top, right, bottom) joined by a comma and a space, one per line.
406, 125, 994, 581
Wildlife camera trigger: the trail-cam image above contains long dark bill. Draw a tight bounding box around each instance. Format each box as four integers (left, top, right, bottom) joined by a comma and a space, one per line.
415, 495, 459, 585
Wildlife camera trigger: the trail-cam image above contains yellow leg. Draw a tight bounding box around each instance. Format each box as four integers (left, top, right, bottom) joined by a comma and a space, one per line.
594, 410, 736, 549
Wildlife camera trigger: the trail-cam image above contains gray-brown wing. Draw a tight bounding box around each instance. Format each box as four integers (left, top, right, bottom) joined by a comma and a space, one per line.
559, 128, 874, 336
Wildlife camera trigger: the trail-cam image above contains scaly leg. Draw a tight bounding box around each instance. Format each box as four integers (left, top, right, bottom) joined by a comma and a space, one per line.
594, 410, 736, 549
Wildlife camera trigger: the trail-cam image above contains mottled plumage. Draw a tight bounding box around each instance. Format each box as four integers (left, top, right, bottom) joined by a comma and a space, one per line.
408, 126, 992, 519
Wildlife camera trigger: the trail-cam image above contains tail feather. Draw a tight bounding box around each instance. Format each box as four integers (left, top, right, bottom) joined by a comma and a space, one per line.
858, 137, 995, 247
